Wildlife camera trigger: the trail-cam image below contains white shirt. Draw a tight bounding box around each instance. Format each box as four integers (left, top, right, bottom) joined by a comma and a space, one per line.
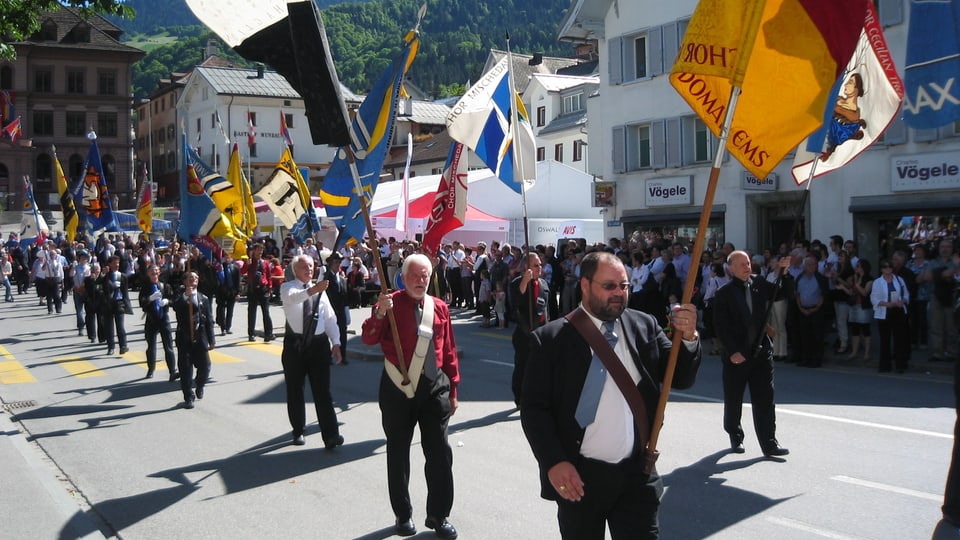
579, 313, 641, 463
280, 280, 340, 343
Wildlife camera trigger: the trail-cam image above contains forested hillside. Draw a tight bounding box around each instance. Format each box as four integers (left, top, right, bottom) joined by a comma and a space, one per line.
121, 0, 573, 99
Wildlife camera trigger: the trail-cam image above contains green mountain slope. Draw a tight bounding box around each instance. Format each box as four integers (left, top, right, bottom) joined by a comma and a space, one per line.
122, 0, 573, 99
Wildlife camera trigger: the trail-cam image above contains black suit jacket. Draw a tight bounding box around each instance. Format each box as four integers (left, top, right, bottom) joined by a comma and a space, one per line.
173, 291, 216, 348
713, 274, 793, 362
520, 308, 701, 500
138, 281, 174, 324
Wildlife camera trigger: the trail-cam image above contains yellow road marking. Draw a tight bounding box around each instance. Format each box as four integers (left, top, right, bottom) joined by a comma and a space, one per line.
0, 361, 35, 384
237, 341, 284, 354
0, 346, 34, 384
53, 356, 107, 378
209, 350, 242, 364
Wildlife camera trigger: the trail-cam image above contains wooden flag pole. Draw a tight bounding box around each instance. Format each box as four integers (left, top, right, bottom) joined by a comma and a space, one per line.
646, 85, 744, 462
344, 145, 411, 386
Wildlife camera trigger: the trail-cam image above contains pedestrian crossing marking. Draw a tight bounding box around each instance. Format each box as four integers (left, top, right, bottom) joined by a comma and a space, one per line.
209, 350, 242, 364
53, 356, 107, 378
477, 331, 512, 341
0, 345, 34, 384
122, 349, 244, 368
0, 361, 36, 384
237, 341, 283, 354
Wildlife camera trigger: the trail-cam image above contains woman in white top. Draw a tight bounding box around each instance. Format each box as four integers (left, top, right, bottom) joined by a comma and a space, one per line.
870, 259, 911, 373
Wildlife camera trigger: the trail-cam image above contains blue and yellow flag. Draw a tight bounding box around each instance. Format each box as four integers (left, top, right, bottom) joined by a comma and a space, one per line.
180, 134, 247, 259
320, 29, 419, 248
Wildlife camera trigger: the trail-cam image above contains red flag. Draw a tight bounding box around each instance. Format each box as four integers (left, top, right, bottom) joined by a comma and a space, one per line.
422, 142, 468, 256
247, 110, 256, 148
3, 117, 21, 142
279, 110, 293, 147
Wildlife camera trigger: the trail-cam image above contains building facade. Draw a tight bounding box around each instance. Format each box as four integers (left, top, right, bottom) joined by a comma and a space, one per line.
559, 0, 960, 265
0, 7, 143, 217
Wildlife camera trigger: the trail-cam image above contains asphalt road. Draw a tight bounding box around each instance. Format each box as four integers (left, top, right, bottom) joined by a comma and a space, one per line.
0, 296, 954, 539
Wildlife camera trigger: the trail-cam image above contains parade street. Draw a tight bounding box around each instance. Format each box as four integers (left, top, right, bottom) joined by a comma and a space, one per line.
0, 298, 954, 540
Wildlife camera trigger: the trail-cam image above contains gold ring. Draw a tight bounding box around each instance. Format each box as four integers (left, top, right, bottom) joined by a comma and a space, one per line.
559, 486, 566, 490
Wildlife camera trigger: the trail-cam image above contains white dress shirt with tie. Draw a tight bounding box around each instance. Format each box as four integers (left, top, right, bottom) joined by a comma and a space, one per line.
280, 280, 341, 344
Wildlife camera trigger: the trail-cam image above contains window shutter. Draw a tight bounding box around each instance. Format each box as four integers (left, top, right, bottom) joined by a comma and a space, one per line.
651, 120, 666, 169
648, 26, 664, 77
661, 22, 679, 72
612, 126, 626, 173
665, 117, 682, 168
623, 36, 637, 81
608, 37, 623, 85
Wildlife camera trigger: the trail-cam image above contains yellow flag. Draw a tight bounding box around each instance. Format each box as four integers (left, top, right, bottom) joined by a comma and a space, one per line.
53, 151, 79, 242
228, 143, 258, 235
137, 181, 153, 235
669, 0, 868, 178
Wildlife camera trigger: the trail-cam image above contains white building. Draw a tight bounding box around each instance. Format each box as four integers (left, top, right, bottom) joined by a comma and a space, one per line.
559, 0, 960, 265
526, 73, 599, 174
177, 65, 361, 192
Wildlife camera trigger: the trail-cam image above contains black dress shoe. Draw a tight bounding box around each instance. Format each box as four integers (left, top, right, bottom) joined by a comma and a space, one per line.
395, 517, 416, 537
184, 399, 195, 409
195, 386, 204, 399
169, 371, 181, 382
264, 335, 276, 342
145, 370, 155, 379
762, 442, 790, 457
119, 347, 129, 354
425, 517, 458, 539
730, 437, 745, 454
324, 434, 344, 450
292, 434, 306, 446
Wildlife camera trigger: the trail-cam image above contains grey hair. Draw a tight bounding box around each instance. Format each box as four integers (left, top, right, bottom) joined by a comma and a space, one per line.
401, 253, 432, 276
291, 254, 313, 268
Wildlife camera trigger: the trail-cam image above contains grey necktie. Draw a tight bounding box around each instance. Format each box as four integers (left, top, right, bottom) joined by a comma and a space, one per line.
416, 301, 439, 380
302, 282, 312, 334
744, 280, 753, 314
575, 320, 618, 427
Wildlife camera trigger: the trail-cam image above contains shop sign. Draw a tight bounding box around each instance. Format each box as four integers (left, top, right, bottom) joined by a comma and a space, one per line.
645, 176, 692, 207
742, 172, 777, 191
891, 151, 960, 192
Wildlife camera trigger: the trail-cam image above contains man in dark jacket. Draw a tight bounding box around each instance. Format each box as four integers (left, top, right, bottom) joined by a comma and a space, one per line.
323, 251, 350, 364
139, 264, 178, 380
173, 271, 215, 409
509, 251, 550, 406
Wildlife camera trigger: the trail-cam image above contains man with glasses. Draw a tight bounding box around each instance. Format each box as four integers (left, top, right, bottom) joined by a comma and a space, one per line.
510, 251, 551, 406
521, 251, 701, 539
362, 254, 461, 539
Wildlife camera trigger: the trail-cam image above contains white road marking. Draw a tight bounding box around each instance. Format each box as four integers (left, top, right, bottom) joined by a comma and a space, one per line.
672, 390, 952, 439
831, 475, 942, 501
479, 359, 515, 368
766, 516, 869, 539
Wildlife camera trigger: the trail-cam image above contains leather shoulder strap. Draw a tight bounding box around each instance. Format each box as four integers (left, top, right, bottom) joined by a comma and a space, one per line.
565, 308, 651, 448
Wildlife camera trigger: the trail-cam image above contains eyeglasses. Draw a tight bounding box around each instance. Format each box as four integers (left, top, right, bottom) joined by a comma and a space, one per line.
590, 280, 630, 291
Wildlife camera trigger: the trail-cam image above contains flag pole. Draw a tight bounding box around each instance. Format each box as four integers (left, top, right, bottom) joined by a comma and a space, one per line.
344, 144, 411, 386
645, 85, 744, 470
505, 33, 532, 252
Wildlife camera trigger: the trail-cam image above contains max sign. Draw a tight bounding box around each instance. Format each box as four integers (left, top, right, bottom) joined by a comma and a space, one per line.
645, 176, 692, 207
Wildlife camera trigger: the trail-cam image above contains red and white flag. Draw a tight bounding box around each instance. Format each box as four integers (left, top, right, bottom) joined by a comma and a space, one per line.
247, 110, 256, 148
422, 142, 468, 256
3, 116, 21, 141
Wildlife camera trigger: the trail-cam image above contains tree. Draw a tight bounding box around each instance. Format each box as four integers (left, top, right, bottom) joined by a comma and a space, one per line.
0, 0, 135, 59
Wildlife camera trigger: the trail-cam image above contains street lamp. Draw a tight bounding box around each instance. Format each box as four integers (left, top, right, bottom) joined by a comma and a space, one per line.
139, 98, 153, 188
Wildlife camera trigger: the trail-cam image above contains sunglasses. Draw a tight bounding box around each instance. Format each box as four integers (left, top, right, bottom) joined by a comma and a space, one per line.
591, 280, 630, 291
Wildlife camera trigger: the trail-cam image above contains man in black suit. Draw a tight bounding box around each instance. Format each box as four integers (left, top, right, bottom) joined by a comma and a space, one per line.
323, 251, 350, 365
138, 264, 178, 381
100, 255, 132, 356
509, 251, 550, 406
713, 250, 793, 458
215, 254, 241, 335
521, 251, 701, 540
173, 271, 216, 409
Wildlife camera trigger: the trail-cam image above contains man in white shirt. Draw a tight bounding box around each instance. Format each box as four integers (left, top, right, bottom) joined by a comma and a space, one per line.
280, 254, 344, 448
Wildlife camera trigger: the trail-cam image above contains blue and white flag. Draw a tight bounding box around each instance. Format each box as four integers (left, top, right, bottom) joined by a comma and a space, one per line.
902, 0, 960, 129
446, 57, 536, 193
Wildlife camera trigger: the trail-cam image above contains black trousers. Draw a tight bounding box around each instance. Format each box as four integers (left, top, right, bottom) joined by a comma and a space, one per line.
247, 290, 273, 338
104, 308, 127, 350
722, 354, 777, 447
45, 279, 62, 313
281, 333, 339, 441
379, 370, 454, 522
796, 307, 825, 365
942, 360, 960, 524
877, 308, 911, 371
216, 294, 236, 332
511, 328, 531, 404
177, 336, 210, 401
144, 315, 176, 373
446, 269, 462, 307
557, 456, 662, 540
